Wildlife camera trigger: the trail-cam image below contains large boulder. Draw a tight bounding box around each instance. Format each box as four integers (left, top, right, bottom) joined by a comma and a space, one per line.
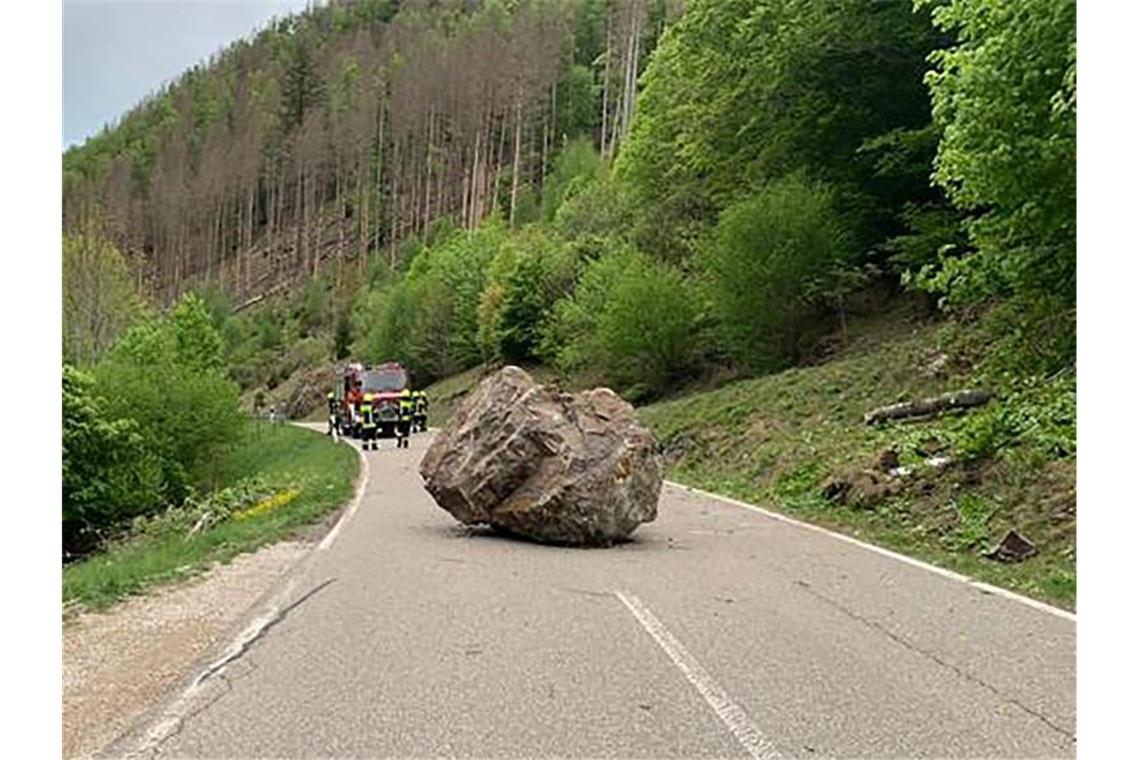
419, 366, 662, 545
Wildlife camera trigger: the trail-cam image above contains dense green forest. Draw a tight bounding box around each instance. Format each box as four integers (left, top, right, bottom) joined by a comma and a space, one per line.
63, 0, 1076, 586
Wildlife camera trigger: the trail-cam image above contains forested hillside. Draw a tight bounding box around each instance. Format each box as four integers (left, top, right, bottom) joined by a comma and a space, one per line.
63, 0, 679, 306
63, 0, 1076, 603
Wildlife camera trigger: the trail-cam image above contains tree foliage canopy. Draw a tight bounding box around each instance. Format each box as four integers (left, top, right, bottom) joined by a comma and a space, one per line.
915, 0, 1076, 310
702, 175, 853, 372
617, 0, 942, 260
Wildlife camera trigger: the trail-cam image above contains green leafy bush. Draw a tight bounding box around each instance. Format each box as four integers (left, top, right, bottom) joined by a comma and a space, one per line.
702, 175, 852, 373
92, 293, 244, 505
62, 365, 164, 557
952, 374, 1075, 464
552, 174, 634, 250
543, 245, 701, 400
170, 292, 224, 372
297, 275, 330, 336
541, 137, 603, 222
358, 223, 505, 383
477, 227, 579, 363
911, 0, 1075, 369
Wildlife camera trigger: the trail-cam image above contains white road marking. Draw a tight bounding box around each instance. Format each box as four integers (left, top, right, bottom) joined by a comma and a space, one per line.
615, 590, 784, 760
318, 438, 369, 551
665, 481, 1076, 623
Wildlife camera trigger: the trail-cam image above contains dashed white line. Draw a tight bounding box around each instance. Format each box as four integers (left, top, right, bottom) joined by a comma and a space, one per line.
615, 590, 784, 760
665, 481, 1076, 623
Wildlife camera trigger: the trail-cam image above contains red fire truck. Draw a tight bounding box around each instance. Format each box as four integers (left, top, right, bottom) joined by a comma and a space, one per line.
334, 362, 409, 439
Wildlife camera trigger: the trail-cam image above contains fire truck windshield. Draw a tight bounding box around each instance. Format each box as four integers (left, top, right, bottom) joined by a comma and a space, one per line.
362, 368, 407, 393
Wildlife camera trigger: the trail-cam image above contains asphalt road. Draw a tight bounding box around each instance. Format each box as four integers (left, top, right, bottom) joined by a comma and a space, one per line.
107, 430, 1075, 759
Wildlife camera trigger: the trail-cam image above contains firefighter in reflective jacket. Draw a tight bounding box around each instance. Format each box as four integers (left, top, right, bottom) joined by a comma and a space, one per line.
412, 390, 428, 433
360, 394, 378, 451
326, 391, 339, 437
396, 389, 414, 449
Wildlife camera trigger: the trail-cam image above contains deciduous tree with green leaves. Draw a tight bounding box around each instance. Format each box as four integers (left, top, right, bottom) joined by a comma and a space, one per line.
914, 0, 1075, 320
63, 234, 145, 366
702, 175, 853, 373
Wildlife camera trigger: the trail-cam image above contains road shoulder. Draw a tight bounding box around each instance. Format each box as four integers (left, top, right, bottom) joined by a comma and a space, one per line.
64, 430, 366, 759
63, 540, 309, 759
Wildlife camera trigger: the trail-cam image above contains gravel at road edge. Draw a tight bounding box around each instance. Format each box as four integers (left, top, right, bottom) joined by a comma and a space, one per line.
62, 541, 310, 759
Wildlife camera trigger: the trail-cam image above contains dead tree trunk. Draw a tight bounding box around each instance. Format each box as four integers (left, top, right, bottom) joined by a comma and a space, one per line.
863, 389, 994, 425
509, 97, 523, 228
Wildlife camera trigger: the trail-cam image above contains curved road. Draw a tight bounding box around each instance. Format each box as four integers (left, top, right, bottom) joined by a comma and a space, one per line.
106, 430, 1075, 758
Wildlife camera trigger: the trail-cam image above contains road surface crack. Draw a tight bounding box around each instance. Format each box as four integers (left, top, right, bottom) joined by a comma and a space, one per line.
557, 586, 612, 600
793, 580, 1075, 742
194, 577, 337, 687
107, 579, 337, 758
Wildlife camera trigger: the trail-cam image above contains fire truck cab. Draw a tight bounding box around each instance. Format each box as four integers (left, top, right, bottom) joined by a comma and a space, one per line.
335, 361, 409, 439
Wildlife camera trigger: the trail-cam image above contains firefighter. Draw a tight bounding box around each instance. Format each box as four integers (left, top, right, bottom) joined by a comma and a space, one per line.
326, 391, 339, 437
396, 388, 414, 449
413, 390, 429, 433
360, 394, 378, 451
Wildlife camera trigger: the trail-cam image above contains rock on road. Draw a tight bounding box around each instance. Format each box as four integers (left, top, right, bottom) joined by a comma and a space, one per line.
106, 430, 1075, 759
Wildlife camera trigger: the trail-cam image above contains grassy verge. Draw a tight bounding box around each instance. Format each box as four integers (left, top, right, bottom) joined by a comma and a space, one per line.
639, 310, 1075, 610
63, 421, 359, 613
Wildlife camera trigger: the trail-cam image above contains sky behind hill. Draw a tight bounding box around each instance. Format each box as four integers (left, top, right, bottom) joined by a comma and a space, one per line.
63, 0, 313, 150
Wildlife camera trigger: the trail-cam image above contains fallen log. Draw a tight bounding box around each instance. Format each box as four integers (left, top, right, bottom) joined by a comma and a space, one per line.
232, 282, 289, 314
232, 293, 265, 313
863, 388, 993, 425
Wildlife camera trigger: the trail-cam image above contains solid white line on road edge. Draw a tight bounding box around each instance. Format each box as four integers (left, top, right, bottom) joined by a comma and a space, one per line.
615, 590, 784, 760
664, 481, 1076, 623
318, 441, 369, 551
111, 430, 371, 757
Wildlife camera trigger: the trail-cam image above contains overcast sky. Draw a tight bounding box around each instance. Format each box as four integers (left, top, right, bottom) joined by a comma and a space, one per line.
63, 0, 314, 150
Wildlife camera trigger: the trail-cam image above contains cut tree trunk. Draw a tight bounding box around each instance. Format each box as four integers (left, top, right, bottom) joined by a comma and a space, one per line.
864, 389, 993, 425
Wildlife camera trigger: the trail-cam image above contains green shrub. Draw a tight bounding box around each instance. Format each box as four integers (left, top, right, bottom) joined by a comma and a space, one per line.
358, 223, 505, 383
93, 294, 244, 504
542, 137, 603, 222
919, 0, 1075, 310
552, 174, 634, 247
702, 175, 852, 373
477, 227, 579, 364
95, 353, 243, 502
297, 275, 330, 336
255, 307, 283, 351
189, 280, 232, 332
62, 365, 164, 557
951, 373, 1075, 463
543, 245, 700, 400
170, 292, 224, 373
955, 405, 1018, 462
